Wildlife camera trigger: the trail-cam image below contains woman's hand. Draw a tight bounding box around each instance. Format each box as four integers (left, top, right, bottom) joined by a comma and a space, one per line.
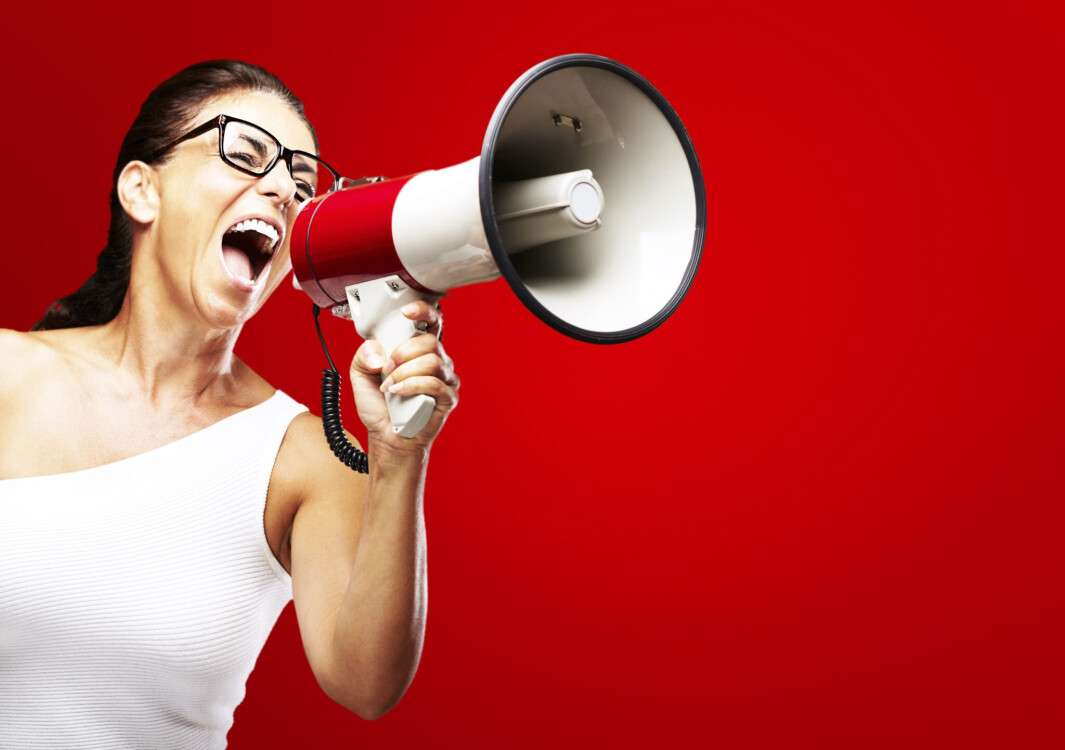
348, 300, 460, 458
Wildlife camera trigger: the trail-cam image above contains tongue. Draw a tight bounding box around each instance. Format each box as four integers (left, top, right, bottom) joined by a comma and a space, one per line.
222, 245, 253, 282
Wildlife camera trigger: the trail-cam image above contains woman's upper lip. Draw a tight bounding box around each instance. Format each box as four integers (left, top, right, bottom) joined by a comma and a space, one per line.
224, 213, 286, 251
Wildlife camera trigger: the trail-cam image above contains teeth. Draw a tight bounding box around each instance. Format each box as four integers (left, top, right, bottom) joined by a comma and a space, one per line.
225, 218, 280, 253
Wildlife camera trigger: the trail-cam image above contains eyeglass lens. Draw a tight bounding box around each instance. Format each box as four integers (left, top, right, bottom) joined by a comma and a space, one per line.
222, 120, 335, 203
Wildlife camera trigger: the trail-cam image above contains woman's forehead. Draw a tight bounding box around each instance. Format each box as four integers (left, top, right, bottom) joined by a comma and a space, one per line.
194, 91, 316, 153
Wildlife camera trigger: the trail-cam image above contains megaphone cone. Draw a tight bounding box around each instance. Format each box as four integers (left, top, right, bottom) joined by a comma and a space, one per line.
292, 54, 706, 439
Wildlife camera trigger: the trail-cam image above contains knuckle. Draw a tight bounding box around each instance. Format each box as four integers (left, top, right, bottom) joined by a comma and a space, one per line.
418, 332, 438, 348
393, 342, 418, 365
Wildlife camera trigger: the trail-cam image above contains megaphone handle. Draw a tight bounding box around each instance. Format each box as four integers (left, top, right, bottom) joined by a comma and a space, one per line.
345, 277, 442, 439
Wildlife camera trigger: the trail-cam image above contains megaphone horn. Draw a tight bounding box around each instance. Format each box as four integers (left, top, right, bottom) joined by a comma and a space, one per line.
292, 53, 707, 439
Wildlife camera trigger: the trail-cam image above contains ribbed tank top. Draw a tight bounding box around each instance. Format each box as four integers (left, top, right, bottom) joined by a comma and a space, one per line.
0, 389, 308, 749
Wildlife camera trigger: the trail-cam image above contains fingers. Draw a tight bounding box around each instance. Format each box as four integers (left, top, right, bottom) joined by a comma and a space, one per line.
352, 299, 453, 394
351, 339, 387, 377
383, 332, 452, 375
380, 350, 459, 393
401, 299, 443, 338
384, 375, 459, 410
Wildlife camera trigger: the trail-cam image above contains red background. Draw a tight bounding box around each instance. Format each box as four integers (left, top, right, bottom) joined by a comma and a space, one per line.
2, 1, 1061, 747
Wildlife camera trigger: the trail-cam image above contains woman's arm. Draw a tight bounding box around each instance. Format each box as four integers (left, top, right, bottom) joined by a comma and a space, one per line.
287, 302, 457, 720
329, 445, 429, 719
287, 433, 430, 720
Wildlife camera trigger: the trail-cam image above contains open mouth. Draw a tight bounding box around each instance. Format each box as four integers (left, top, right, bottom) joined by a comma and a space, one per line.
221, 218, 281, 285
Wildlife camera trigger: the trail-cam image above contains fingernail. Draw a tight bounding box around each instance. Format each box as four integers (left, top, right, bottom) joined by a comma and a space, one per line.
379, 378, 392, 392
367, 353, 384, 369
402, 303, 418, 315
388, 382, 403, 394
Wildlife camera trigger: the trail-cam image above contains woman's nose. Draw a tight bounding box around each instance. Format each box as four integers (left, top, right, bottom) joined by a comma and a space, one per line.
257, 158, 298, 204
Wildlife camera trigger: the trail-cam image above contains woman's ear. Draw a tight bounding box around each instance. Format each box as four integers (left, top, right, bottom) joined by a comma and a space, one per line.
116, 161, 160, 224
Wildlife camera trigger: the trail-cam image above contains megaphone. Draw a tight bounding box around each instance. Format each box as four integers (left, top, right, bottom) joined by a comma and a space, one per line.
292, 53, 706, 441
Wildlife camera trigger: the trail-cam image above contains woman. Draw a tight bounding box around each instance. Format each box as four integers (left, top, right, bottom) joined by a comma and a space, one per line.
0, 60, 458, 746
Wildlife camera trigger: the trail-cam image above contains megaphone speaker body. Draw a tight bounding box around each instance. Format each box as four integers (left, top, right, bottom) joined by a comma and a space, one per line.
292, 54, 706, 437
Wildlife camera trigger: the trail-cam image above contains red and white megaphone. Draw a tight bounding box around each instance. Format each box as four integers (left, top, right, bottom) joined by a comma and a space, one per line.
292, 54, 706, 438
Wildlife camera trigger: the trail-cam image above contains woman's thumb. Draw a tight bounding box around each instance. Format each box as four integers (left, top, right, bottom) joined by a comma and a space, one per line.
352, 340, 387, 376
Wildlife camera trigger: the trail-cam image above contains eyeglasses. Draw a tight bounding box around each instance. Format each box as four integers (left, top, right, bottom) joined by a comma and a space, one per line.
147, 114, 343, 205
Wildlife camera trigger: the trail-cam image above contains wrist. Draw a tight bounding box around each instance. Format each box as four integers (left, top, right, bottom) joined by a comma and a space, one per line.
368, 434, 430, 471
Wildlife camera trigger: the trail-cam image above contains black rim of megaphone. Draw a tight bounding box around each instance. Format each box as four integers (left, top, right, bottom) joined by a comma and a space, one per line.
479, 53, 707, 345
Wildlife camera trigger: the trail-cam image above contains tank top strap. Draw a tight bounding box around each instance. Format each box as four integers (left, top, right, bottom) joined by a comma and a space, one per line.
247, 390, 311, 471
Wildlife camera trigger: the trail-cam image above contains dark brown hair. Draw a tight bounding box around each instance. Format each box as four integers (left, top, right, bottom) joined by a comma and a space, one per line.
33, 60, 315, 330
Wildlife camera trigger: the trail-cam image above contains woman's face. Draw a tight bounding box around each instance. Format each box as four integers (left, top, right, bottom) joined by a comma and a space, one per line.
148, 90, 319, 329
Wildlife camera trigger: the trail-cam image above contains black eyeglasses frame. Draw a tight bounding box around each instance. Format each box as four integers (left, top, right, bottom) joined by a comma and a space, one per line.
146, 114, 343, 203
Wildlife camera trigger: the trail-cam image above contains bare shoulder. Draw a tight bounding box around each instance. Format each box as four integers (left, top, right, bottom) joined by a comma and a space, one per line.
0, 328, 61, 395
0, 327, 52, 364
274, 410, 368, 506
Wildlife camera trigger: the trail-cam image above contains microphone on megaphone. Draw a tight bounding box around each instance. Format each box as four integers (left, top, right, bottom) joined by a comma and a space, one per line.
292, 53, 706, 469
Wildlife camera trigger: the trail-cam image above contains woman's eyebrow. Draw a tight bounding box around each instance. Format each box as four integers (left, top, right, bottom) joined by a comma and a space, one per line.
236, 133, 269, 157
291, 158, 317, 177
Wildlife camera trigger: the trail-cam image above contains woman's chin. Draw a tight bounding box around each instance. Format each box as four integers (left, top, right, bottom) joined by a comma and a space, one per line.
194, 257, 285, 330
197, 284, 263, 331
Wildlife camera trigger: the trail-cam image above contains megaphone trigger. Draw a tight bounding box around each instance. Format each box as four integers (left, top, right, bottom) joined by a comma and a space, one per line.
345, 275, 444, 439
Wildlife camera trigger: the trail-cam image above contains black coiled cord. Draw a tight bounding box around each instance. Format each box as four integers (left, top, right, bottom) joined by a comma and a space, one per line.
313, 304, 369, 474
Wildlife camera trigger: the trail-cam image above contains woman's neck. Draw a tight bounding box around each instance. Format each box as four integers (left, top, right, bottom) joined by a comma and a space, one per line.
89, 290, 245, 408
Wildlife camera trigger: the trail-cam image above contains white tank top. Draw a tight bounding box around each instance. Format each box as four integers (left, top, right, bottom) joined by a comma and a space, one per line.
0, 389, 308, 749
